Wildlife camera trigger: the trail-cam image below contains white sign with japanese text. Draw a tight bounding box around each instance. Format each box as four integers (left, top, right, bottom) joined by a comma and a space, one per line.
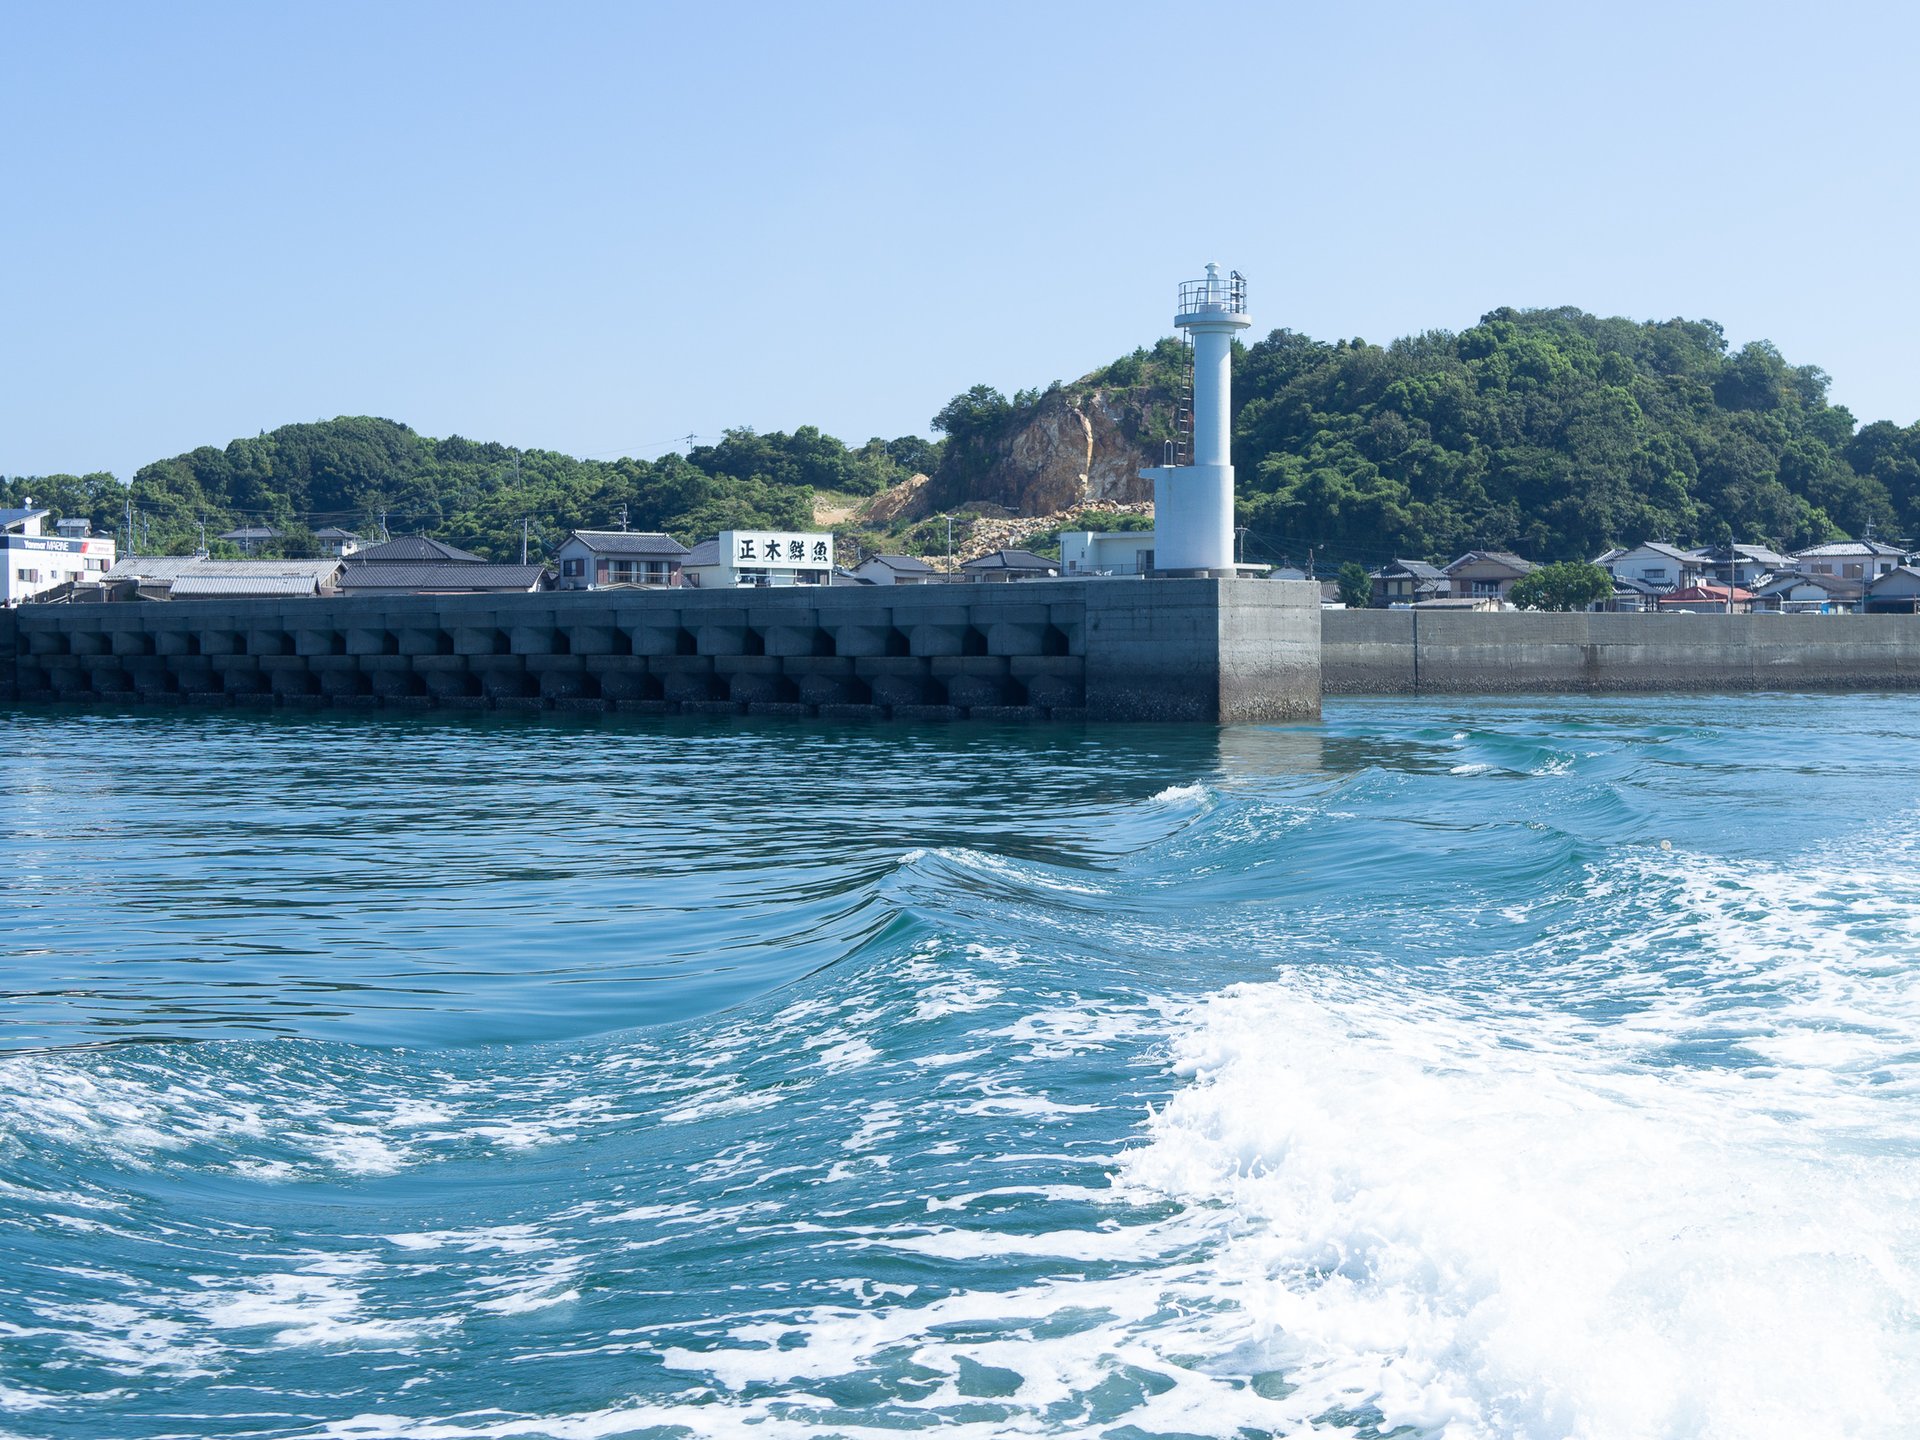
722, 531, 833, 572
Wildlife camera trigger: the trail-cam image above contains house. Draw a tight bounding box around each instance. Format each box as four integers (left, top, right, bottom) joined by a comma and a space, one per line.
1060, 530, 1155, 576
1690, 543, 1794, 591
314, 526, 362, 558
1594, 542, 1701, 593
1413, 595, 1503, 612
681, 531, 833, 588
1601, 575, 1665, 612
335, 562, 550, 595
1371, 558, 1449, 607
1658, 583, 1754, 614
1445, 550, 1534, 601
1752, 572, 1863, 614
851, 553, 939, 586
552, 531, 690, 589
1792, 538, 1908, 581
346, 535, 489, 565
3, 506, 116, 606
218, 525, 280, 554
959, 549, 1058, 582
1864, 566, 1920, 615
102, 557, 343, 599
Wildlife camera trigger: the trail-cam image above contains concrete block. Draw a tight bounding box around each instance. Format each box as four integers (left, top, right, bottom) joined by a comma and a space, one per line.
454, 626, 510, 656
509, 626, 560, 656
346, 628, 394, 657
564, 625, 622, 656
398, 627, 453, 657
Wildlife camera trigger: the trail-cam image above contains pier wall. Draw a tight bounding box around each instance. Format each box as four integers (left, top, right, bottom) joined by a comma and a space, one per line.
1323, 609, 1920, 693
0, 579, 1322, 723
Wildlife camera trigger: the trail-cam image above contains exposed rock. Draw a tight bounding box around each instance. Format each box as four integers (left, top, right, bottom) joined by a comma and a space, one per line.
936, 387, 1161, 518
863, 473, 934, 525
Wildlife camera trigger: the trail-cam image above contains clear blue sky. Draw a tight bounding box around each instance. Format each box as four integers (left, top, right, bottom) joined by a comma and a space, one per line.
4, 0, 1916, 482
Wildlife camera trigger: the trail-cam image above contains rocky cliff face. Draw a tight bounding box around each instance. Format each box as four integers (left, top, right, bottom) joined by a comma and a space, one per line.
937, 385, 1165, 517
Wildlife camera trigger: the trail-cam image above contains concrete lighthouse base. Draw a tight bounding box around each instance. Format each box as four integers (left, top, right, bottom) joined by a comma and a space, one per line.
0, 578, 1323, 724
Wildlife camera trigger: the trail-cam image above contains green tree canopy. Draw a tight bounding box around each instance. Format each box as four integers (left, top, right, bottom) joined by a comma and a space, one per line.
1508, 560, 1615, 611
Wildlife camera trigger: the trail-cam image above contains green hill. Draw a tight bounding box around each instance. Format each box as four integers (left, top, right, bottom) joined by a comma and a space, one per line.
6, 306, 1917, 569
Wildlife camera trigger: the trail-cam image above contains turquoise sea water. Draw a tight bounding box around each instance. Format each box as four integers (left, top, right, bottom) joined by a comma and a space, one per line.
1, 698, 1917, 1439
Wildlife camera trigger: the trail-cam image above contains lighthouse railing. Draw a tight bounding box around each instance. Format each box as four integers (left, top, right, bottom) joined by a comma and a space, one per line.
1176, 271, 1248, 318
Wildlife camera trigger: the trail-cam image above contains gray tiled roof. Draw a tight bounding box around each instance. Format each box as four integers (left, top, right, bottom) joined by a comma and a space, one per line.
1794, 539, 1908, 559
0, 507, 50, 531
106, 557, 342, 583
864, 553, 935, 573
348, 536, 488, 564
336, 563, 550, 593
169, 574, 331, 598
564, 530, 690, 557
960, 548, 1057, 572
683, 539, 721, 567
1446, 550, 1535, 574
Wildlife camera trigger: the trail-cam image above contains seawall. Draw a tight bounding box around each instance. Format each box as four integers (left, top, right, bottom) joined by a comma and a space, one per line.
0, 579, 1323, 724
1324, 609, 1920, 693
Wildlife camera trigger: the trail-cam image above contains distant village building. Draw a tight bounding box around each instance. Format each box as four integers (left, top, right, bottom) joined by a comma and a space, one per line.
1753, 572, 1862, 614
1594, 542, 1702, 593
1445, 550, 1535, 601
314, 527, 362, 558
959, 549, 1059, 582
553, 531, 690, 589
851, 554, 938, 586
1864, 566, 1920, 614
1060, 531, 1155, 577
1371, 558, 1449, 607
2, 506, 115, 606
1693, 543, 1793, 590
682, 531, 833, 588
218, 525, 280, 554
1792, 538, 1907, 581
347, 535, 488, 565
336, 563, 551, 596
102, 557, 342, 600
1659, 583, 1754, 614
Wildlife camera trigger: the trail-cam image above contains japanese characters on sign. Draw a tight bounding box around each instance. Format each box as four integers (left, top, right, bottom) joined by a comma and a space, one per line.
721, 531, 834, 572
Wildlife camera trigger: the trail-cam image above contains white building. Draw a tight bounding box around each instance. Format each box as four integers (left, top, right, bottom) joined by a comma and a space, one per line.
2, 507, 116, 606
1594, 542, 1702, 593
1792, 538, 1907, 581
851, 554, 937, 585
1061, 530, 1156, 576
683, 531, 833, 588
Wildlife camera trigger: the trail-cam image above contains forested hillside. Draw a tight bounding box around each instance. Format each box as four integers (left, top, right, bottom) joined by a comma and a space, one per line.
928, 308, 1920, 567
6, 305, 1917, 567
0, 421, 936, 563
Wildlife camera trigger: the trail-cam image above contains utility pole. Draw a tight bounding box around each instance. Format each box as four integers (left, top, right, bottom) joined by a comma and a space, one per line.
521, 516, 530, 566
618, 503, 629, 532
1235, 525, 1249, 565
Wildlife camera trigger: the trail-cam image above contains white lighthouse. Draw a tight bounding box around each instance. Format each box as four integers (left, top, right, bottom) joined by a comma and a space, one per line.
1140, 263, 1250, 574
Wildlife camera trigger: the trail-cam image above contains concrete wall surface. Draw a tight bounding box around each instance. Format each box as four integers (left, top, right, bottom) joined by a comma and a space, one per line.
1324, 608, 1920, 693
1, 579, 1322, 724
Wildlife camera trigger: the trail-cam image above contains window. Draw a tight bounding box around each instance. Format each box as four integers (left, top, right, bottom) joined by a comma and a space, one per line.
16, 568, 37, 583
1844, 563, 1864, 579
562, 558, 584, 578
1812, 563, 1832, 575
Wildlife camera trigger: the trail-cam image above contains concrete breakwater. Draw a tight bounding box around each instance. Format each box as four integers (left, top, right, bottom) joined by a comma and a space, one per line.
0, 579, 1323, 724
1324, 608, 1920, 693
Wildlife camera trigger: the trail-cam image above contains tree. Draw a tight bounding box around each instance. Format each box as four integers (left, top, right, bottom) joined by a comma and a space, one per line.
1336, 562, 1372, 608
1507, 560, 1613, 611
